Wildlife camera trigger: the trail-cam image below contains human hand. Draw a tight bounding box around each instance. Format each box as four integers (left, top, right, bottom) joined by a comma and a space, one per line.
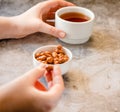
0, 64, 64, 112
11, 0, 74, 38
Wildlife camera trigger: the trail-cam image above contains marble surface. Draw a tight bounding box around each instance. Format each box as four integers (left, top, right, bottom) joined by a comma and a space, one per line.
0, 0, 120, 112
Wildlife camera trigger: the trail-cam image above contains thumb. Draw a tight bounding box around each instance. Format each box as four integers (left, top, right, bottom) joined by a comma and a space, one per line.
24, 64, 46, 85
40, 22, 66, 38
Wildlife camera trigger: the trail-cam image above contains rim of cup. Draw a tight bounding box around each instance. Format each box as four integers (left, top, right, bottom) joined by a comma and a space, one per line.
56, 6, 95, 24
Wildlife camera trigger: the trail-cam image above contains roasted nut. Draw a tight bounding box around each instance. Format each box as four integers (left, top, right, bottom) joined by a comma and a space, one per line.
44, 51, 51, 55
46, 65, 53, 72
54, 57, 59, 61
63, 57, 68, 62
46, 57, 54, 64
58, 53, 64, 58
57, 45, 62, 50
52, 52, 58, 58
41, 61, 47, 64
55, 49, 65, 54
55, 49, 59, 54
40, 55, 46, 61
35, 53, 41, 58
43, 51, 51, 57
64, 55, 69, 59
54, 60, 59, 64
58, 49, 65, 54
37, 55, 46, 61
45, 53, 52, 57
58, 58, 64, 64
40, 52, 45, 56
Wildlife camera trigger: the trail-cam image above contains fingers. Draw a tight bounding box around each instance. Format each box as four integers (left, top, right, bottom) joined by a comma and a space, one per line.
37, 0, 75, 38
46, 12, 55, 20
53, 65, 63, 85
24, 64, 46, 84
49, 0, 75, 8
44, 0, 75, 20
48, 65, 64, 98
35, 81, 47, 91
45, 70, 53, 88
34, 65, 64, 104
40, 22, 66, 38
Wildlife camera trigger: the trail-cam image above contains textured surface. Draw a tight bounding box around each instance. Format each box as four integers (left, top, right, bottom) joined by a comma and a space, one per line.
0, 0, 120, 112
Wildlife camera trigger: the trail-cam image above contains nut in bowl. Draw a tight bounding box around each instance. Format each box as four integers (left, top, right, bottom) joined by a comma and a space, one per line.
33, 45, 72, 75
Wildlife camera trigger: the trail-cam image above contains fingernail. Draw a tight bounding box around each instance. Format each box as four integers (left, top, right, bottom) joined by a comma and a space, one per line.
59, 32, 66, 38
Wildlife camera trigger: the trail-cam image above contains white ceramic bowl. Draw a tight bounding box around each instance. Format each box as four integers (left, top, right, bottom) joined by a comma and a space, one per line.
33, 45, 72, 75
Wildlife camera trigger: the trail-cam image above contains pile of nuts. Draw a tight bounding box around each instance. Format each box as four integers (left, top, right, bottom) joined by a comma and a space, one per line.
35, 45, 69, 64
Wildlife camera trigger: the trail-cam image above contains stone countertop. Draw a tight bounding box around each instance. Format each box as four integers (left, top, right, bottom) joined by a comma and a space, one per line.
0, 0, 120, 112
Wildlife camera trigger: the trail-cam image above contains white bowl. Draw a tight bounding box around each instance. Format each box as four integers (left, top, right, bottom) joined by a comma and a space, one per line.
33, 45, 72, 75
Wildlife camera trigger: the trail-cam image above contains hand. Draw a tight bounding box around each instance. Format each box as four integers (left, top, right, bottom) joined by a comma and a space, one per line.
11, 0, 74, 38
0, 64, 64, 112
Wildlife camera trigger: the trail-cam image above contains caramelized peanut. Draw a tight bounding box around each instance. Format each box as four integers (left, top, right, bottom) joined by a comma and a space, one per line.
52, 52, 58, 58
46, 65, 53, 72
41, 61, 47, 64
35, 53, 41, 58
57, 45, 62, 50
47, 57, 54, 64
54, 61, 59, 64
37, 55, 46, 61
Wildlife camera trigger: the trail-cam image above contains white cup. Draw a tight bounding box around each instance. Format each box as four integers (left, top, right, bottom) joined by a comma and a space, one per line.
55, 6, 95, 44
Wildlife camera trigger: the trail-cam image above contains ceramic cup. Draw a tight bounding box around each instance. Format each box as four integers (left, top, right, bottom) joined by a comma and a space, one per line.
55, 6, 95, 44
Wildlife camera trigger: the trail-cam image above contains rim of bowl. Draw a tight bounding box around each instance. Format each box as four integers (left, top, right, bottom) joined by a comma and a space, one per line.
33, 45, 72, 65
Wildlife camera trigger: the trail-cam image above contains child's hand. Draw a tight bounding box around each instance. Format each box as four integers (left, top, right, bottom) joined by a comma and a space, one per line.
0, 64, 64, 112
12, 0, 74, 38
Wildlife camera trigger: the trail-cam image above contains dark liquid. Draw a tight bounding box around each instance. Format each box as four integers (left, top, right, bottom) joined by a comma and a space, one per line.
60, 12, 90, 22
